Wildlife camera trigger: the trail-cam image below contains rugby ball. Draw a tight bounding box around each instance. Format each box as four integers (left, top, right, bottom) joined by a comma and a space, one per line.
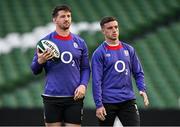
36, 40, 60, 59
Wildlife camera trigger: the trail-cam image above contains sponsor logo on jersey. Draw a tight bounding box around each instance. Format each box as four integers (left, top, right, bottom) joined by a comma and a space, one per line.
114, 60, 125, 73
60, 51, 75, 67
61, 51, 73, 64
114, 60, 128, 75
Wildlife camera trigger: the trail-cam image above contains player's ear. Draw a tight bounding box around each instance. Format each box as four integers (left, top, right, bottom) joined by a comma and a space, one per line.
101, 28, 105, 34
52, 17, 56, 23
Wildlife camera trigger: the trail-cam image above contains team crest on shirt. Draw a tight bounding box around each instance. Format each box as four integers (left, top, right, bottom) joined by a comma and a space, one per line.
73, 42, 78, 48
124, 50, 129, 56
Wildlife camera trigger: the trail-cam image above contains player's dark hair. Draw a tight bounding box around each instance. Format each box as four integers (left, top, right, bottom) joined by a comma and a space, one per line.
100, 16, 117, 28
52, 5, 71, 18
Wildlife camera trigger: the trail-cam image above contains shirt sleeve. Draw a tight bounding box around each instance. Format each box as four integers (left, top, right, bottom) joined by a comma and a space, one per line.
131, 48, 146, 92
80, 41, 91, 87
91, 50, 104, 109
30, 51, 44, 75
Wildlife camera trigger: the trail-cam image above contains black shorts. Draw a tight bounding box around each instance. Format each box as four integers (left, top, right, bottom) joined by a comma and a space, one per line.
42, 96, 84, 124
99, 99, 140, 126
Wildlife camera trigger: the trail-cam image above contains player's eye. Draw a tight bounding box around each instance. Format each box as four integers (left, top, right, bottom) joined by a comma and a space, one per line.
67, 14, 71, 18
114, 26, 118, 29
107, 27, 113, 30
59, 15, 64, 18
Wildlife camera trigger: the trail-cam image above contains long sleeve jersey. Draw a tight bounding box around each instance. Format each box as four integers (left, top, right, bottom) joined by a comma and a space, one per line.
31, 31, 90, 97
91, 41, 146, 108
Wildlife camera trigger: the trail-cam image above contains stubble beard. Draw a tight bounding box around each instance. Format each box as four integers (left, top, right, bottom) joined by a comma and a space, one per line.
63, 21, 71, 30
62, 26, 70, 31
58, 22, 71, 31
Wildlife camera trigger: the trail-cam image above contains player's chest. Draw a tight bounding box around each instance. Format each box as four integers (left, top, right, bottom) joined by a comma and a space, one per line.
103, 49, 130, 66
55, 41, 82, 59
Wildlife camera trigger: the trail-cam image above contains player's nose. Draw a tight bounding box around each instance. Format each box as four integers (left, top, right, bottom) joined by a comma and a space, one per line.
112, 27, 117, 32
64, 16, 70, 21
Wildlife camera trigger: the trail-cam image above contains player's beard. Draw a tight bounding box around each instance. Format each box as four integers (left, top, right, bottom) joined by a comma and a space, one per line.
61, 21, 71, 30
57, 21, 71, 31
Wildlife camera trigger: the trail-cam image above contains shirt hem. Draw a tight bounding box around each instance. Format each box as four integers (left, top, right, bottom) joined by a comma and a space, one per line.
42, 94, 74, 97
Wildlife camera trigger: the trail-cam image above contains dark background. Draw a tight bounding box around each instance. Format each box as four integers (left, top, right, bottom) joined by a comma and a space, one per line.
0, 108, 180, 126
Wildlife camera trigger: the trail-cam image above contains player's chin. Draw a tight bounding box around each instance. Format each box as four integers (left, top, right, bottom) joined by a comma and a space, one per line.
63, 24, 70, 29
62, 26, 70, 30
110, 37, 118, 40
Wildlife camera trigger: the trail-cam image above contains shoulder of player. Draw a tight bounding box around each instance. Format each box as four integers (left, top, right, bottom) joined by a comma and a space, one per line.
121, 41, 135, 52
92, 43, 104, 58
38, 32, 54, 42
71, 33, 89, 48
71, 33, 85, 43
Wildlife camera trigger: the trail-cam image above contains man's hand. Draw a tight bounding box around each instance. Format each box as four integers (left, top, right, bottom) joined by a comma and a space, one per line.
37, 49, 54, 64
140, 91, 149, 107
74, 85, 86, 100
96, 106, 107, 121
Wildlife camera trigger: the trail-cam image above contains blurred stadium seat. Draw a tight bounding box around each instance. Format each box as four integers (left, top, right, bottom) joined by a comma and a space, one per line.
0, 0, 179, 109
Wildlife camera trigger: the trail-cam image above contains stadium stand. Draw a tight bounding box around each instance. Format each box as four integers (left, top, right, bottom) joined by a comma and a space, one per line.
0, 0, 180, 109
